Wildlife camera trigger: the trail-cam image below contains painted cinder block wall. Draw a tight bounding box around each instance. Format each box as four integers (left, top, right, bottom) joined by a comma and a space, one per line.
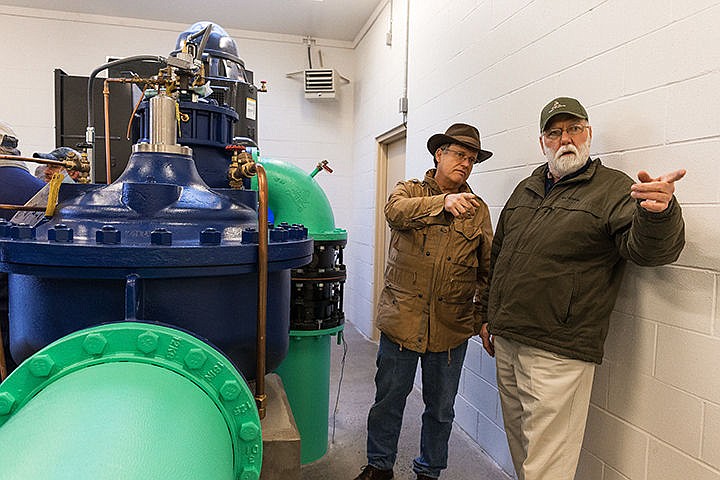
350, 0, 720, 479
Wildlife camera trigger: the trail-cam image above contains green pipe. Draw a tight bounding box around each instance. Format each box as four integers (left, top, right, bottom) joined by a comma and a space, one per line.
0, 322, 262, 480
274, 325, 343, 464
251, 157, 347, 463
251, 157, 346, 241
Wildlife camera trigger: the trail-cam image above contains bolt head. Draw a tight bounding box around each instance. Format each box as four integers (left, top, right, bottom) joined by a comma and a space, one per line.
137, 331, 159, 353
199, 228, 221, 245
82, 333, 108, 355
184, 348, 207, 369
240, 466, 260, 480
96, 225, 121, 245
239, 422, 260, 441
150, 228, 173, 246
241, 228, 259, 244
48, 224, 74, 243
0, 392, 16, 415
220, 380, 242, 401
11, 224, 35, 240
29, 354, 55, 377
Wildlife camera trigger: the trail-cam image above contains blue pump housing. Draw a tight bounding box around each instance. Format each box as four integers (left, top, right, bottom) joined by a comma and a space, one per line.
0, 147, 312, 379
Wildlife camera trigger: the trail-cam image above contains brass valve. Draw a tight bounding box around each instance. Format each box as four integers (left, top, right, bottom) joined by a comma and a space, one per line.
62, 150, 92, 184
226, 145, 256, 189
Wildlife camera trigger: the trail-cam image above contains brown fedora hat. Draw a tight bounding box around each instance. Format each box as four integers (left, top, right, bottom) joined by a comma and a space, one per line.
426, 123, 493, 163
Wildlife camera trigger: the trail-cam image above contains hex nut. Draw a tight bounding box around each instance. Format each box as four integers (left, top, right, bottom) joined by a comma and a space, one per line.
48, 224, 74, 243
150, 228, 173, 246
96, 225, 121, 245
184, 348, 208, 369
82, 333, 108, 355
137, 331, 160, 354
0, 392, 16, 416
29, 354, 55, 377
239, 422, 260, 442
11, 224, 35, 240
240, 466, 260, 480
220, 380, 242, 401
199, 228, 222, 245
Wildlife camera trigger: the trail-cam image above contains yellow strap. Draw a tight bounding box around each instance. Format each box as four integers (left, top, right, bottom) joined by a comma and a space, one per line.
45, 172, 64, 217
175, 102, 182, 138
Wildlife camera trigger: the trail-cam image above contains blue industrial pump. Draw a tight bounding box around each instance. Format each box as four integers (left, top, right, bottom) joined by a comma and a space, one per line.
0, 22, 345, 479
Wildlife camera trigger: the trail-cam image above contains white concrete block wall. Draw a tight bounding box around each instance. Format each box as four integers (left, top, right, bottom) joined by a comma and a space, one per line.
345, 0, 409, 338
352, 0, 720, 478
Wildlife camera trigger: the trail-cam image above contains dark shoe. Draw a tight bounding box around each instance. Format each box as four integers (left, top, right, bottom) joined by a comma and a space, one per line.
353, 465, 394, 480
416, 475, 436, 480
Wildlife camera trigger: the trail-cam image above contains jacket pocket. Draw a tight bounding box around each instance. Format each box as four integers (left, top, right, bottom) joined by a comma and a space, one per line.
442, 259, 476, 304
454, 218, 483, 241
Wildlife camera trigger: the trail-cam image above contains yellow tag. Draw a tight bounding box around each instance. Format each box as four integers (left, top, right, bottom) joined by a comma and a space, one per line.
44, 172, 64, 217
175, 102, 182, 138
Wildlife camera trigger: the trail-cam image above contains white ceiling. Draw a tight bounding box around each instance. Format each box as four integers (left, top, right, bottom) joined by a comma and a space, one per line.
3, 0, 385, 42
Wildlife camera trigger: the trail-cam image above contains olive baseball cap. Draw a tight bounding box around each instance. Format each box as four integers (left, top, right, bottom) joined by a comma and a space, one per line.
539, 97, 588, 132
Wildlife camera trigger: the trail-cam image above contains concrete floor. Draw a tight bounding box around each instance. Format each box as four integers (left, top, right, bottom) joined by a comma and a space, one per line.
300, 323, 511, 480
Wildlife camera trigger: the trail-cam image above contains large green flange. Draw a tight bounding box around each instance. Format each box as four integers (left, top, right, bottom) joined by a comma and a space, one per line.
0, 322, 262, 480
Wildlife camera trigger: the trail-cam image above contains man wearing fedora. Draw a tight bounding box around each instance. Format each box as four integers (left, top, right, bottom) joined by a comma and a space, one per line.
355, 123, 494, 480
479, 97, 686, 480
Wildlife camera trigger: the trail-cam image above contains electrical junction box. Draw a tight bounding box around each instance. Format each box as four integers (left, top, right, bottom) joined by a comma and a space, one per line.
304, 69, 336, 99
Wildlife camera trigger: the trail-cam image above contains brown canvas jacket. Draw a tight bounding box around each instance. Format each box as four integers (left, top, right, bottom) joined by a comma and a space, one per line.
376, 169, 493, 353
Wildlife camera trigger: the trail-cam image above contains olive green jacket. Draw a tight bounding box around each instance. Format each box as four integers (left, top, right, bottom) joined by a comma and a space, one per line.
376, 169, 493, 353
484, 159, 685, 363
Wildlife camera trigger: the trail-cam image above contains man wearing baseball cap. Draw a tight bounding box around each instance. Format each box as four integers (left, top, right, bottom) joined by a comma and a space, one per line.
355, 123, 493, 480
479, 97, 686, 480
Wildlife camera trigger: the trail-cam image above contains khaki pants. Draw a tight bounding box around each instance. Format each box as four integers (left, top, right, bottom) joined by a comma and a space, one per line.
495, 336, 595, 480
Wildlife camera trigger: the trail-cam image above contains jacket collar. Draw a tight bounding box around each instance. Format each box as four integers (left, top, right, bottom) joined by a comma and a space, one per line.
424, 168, 472, 195
526, 158, 600, 197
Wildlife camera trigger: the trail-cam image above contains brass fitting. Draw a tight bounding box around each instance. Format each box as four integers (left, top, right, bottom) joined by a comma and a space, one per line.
63, 150, 91, 184
227, 147, 256, 188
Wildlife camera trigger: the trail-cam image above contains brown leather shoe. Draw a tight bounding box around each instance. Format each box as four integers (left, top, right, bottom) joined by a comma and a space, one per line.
353, 465, 394, 480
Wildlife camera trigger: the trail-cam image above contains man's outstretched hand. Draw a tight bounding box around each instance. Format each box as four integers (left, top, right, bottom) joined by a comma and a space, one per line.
630, 169, 686, 212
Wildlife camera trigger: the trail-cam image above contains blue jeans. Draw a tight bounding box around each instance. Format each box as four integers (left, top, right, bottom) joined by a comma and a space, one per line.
366, 333, 468, 478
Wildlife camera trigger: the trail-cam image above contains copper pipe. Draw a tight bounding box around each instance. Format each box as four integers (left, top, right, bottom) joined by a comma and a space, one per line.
127, 84, 148, 140
103, 79, 112, 184
0, 154, 65, 167
0, 204, 45, 212
101, 77, 148, 184
255, 163, 269, 419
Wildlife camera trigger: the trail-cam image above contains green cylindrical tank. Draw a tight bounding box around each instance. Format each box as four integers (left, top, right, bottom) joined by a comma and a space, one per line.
275, 326, 343, 463
0, 322, 262, 479
254, 158, 347, 463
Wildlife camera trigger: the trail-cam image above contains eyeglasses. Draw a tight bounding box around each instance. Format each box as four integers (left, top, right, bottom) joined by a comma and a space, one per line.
443, 148, 477, 164
543, 124, 589, 141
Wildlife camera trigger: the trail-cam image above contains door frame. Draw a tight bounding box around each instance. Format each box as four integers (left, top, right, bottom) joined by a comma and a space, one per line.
372, 124, 407, 339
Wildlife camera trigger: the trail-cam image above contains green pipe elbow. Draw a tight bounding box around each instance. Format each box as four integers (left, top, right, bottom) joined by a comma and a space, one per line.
251, 158, 347, 241
0, 322, 262, 480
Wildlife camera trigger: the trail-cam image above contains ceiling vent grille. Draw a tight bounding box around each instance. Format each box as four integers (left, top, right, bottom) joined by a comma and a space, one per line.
304, 69, 336, 99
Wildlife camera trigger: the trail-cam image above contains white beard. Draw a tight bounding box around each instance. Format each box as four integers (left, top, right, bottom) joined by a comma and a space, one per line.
546, 137, 591, 179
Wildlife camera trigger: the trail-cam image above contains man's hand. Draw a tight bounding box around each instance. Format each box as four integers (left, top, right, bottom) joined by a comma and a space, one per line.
444, 192, 481, 218
480, 323, 494, 357
630, 169, 686, 213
